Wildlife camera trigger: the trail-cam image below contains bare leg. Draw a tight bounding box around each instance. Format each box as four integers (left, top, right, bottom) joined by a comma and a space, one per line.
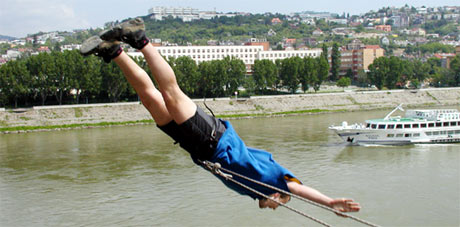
113, 51, 173, 126
140, 44, 197, 124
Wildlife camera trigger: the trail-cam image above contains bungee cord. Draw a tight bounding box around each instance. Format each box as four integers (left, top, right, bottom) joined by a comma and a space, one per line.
201, 160, 380, 227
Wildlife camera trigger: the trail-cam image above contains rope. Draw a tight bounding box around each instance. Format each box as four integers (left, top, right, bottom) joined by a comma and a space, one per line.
201, 161, 380, 227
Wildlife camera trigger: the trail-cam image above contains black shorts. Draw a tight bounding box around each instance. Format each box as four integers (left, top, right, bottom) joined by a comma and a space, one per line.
158, 107, 226, 163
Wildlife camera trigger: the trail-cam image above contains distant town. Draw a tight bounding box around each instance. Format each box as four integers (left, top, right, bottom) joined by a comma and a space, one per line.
1, 5, 459, 76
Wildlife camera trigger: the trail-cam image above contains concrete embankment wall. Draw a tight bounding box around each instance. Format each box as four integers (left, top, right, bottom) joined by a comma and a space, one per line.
1, 88, 459, 128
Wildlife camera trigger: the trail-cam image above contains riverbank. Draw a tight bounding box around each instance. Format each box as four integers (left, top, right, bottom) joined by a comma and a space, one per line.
1, 87, 459, 133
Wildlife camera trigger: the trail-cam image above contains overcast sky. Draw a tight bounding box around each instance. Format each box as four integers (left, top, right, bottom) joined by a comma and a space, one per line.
1, 0, 458, 38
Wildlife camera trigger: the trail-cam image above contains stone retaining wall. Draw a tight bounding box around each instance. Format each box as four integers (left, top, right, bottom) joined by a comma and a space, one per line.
1, 88, 459, 128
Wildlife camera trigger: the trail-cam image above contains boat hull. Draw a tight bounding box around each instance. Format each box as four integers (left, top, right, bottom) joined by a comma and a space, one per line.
332, 129, 460, 146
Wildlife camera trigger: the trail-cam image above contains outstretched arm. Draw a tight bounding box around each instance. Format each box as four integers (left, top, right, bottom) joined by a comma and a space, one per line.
287, 181, 360, 215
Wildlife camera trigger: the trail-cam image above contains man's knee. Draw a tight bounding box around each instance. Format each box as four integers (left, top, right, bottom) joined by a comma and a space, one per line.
160, 86, 185, 106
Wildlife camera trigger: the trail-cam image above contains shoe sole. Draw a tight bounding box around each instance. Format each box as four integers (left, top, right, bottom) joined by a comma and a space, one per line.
100, 18, 144, 41
80, 36, 103, 56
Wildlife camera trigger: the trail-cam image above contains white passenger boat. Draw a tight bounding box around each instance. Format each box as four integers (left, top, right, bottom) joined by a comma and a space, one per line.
329, 104, 460, 145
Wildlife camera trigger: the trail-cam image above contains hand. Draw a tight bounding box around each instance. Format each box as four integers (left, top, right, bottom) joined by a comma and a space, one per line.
330, 198, 360, 217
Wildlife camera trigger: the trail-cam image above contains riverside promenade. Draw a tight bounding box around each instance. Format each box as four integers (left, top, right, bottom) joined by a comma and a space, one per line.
1, 87, 459, 129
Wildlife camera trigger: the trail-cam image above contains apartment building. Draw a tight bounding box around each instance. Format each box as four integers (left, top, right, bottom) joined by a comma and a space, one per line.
337, 40, 384, 76
127, 45, 321, 72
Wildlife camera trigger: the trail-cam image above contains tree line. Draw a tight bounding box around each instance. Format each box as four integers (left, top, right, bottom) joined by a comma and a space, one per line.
0, 48, 330, 108
367, 55, 460, 90
1, 49, 459, 108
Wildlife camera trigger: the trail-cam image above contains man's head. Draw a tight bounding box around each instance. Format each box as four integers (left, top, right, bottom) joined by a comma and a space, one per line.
258, 192, 291, 210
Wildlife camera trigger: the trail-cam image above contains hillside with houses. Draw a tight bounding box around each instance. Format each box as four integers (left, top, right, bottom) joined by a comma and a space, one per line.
0, 5, 459, 108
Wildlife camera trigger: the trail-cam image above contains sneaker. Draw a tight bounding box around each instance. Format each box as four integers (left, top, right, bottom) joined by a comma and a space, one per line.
100, 18, 149, 50
80, 36, 122, 62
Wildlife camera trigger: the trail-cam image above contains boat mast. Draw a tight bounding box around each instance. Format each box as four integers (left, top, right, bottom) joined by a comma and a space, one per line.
384, 103, 404, 120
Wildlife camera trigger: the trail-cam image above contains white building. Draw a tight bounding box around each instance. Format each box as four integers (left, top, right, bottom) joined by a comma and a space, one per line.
148, 6, 236, 21
128, 45, 321, 72
61, 44, 82, 51
6, 50, 21, 60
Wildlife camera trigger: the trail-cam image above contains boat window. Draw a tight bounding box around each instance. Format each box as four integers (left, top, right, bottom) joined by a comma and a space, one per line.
443, 122, 449, 127
396, 134, 403, 137
440, 131, 447, 135
388, 124, 395, 129
413, 133, 420, 137
387, 134, 394, 138
448, 131, 454, 135
366, 123, 370, 128
436, 122, 442, 127
396, 124, 403, 129
412, 124, 419, 128
404, 133, 411, 137
451, 122, 457, 126
426, 132, 432, 136
433, 131, 440, 135
404, 124, 411, 128
371, 124, 377, 129
421, 123, 427, 128
455, 130, 460, 134
378, 125, 386, 129
428, 123, 435, 127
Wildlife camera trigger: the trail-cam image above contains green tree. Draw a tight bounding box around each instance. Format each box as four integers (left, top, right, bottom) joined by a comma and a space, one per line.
450, 55, 460, 86
101, 61, 129, 102
367, 57, 388, 90
431, 67, 454, 87
386, 56, 403, 89
368, 56, 403, 89
299, 57, 316, 93
173, 56, 200, 97
314, 56, 329, 91
330, 42, 341, 81
321, 43, 328, 62
356, 69, 370, 87
51, 51, 75, 105
26, 52, 56, 105
337, 77, 351, 88
198, 60, 226, 97
0, 60, 30, 108
410, 60, 430, 88
74, 52, 102, 104
225, 57, 246, 96
252, 59, 277, 93
280, 57, 302, 93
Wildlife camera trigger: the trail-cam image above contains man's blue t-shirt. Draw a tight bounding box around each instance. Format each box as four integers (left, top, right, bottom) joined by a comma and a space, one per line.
209, 120, 299, 200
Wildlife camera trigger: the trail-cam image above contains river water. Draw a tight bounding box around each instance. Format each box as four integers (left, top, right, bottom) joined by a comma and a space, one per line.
1, 109, 459, 227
